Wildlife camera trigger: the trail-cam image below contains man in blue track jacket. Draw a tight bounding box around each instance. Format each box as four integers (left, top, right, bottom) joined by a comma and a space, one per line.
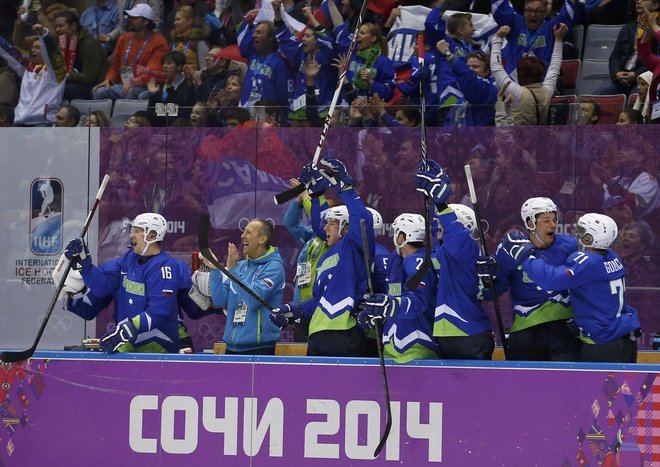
206, 218, 285, 355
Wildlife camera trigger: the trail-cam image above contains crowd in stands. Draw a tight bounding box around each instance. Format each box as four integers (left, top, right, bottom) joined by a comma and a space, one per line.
0, 0, 658, 128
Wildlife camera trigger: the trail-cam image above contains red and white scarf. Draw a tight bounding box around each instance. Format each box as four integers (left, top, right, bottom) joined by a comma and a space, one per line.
58, 33, 78, 73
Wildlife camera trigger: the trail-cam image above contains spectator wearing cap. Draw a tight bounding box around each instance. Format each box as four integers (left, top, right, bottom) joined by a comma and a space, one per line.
53, 10, 109, 100
92, 3, 168, 101
111, 0, 164, 37
146, 50, 196, 126
80, 0, 120, 55
188, 45, 241, 103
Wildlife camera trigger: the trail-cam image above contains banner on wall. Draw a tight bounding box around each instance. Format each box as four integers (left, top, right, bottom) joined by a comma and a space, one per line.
0, 354, 659, 466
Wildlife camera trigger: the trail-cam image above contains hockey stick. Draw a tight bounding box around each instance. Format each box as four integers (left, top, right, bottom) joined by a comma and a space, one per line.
359, 218, 392, 458
406, 35, 432, 290
464, 164, 508, 357
273, 0, 371, 205
0, 174, 110, 363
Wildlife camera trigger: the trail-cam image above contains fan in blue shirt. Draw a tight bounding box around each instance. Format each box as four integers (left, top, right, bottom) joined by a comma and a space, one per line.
491, 0, 577, 78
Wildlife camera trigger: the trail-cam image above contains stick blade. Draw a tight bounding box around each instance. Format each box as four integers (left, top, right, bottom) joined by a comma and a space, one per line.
373, 420, 392, 457
197, 214, 224, 271
0, 348, 35, 363
274, 184, 305, 205
197, 214, 211, 250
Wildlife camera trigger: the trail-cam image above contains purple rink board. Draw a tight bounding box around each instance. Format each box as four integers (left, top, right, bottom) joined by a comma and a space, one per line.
1, 352, 659, 466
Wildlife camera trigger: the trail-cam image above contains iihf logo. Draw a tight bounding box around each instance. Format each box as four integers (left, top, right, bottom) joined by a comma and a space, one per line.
29, 178, 63, 255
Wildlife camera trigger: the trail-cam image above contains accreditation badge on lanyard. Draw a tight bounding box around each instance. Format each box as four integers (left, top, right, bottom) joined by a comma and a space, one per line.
296, 261, 312, 287
120, 32, 151, 86
119, 66, 135, 86
233, 299, 248, 324
652, 89, 660, 121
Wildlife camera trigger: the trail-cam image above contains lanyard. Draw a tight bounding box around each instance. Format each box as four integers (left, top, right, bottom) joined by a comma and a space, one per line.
162, 75, 184, 102
523, 28, 541, 56
123, 32, 152, 66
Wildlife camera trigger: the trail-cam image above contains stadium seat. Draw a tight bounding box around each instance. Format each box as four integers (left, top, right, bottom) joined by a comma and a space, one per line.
576, 59, 612, 95
571, 24, 584, 59
560, 59, 581, 95
579, 94, 626, 125
583, 24, 624, 61
549, 94, 577, 125
69, 99, 113, 118
628, 94, 638, 107
111, 113, 132, 128
112, 99, 148, 116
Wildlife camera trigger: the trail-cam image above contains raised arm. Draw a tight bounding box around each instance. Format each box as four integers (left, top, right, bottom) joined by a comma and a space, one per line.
491, 0, 519, 27
326, 0, 345, 32
541, 23, 566, 97
490, 27, 521, 101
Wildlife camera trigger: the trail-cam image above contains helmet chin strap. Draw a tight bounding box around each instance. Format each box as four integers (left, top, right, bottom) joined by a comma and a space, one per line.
531, 230, 548, 246
139, 232, 156, 256
393, 236, 405, 255
140, 242, 151, 256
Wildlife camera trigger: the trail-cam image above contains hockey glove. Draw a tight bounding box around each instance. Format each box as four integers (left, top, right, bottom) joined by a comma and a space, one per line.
64, 238, 92, 269
319, 157, 354, 193
298, 163, 313, 185
501, 231, 536, 265
307, 169, 332, 197
100, 320, 138, 353
417, 159, 443, 175
357, 294, 400, 329
414, 169, 452, 206
269, 302, 303, 328
476, 255, 498, 288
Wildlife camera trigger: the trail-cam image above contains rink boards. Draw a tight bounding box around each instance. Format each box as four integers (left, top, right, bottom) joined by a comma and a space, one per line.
1, 351, 659, 466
